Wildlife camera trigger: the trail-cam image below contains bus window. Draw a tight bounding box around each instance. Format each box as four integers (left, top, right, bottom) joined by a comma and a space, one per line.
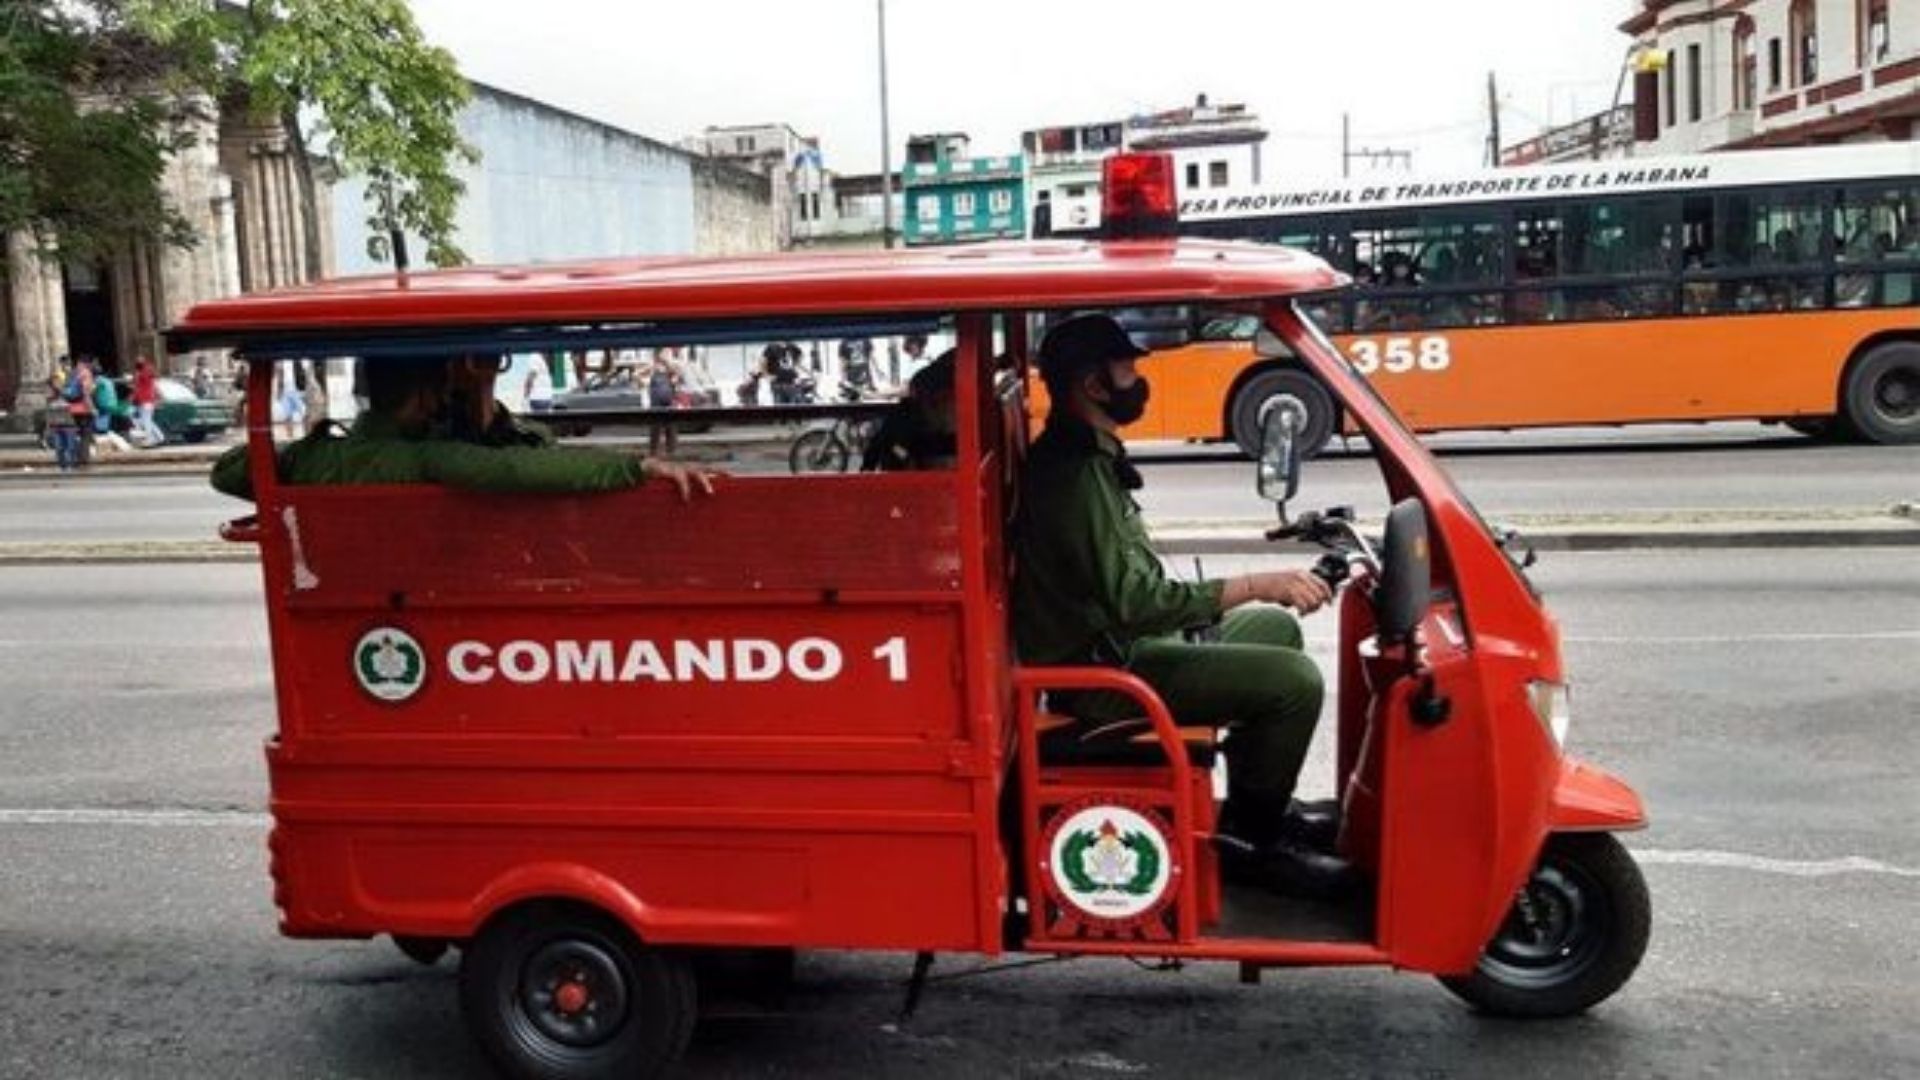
1560, 197, 1679, 279
1834, 185, 1920, 307
1718, 189, 1828, 311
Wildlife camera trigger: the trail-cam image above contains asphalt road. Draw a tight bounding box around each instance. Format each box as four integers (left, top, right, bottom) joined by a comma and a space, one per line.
0, 425, 1914, 547
1, 549, 1916, 1078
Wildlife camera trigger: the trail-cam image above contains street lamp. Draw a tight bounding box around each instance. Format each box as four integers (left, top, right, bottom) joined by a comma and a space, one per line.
877, 0, 894, 250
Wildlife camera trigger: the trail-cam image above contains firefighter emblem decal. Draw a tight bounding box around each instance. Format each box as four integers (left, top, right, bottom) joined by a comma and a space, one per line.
1041, 797, 1177, 927
353, 627, 426, 703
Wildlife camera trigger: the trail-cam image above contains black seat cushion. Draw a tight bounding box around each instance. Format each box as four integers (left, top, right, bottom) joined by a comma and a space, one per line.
1037, 715, 1217, 769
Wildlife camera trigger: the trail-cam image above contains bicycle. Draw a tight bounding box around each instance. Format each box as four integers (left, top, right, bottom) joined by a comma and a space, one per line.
788, 386, 879, 474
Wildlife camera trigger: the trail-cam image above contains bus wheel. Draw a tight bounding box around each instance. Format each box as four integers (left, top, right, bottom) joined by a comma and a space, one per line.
1439, 833, 1649, 1019
1230, 368, 1336, 460
1841, 341, 1920, 445
461, 906, 696, 1080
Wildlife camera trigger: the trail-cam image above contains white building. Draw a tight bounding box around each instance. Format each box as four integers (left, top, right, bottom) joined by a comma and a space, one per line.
682, 123, 818, 248
1021, 95, 1267, 237
1623, 0, 1918, 154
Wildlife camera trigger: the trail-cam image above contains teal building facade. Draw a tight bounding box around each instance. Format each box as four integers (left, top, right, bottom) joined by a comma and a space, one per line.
900, 133, 1025, 246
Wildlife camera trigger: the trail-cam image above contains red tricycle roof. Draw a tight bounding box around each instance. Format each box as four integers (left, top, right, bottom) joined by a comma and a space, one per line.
166, 239, 1344, 349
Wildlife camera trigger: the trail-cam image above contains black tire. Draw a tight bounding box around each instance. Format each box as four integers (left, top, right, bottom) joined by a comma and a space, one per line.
394, 935, 450, 966
788, 428, 849, 474
1228, 367, 1337, 460
1440, 833, 1649, 1019
182, 428, 209, 444
460, 906, 696, 1080
1840, 340, 1920, 444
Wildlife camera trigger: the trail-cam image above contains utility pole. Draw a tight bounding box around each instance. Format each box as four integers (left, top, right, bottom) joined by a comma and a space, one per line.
1486, 71, 1503, 167
1341, 112, 1350, 178
876, 0, 895, 250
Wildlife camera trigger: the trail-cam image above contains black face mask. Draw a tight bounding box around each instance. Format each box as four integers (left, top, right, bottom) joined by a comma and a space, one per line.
1098, 370, 1151, 425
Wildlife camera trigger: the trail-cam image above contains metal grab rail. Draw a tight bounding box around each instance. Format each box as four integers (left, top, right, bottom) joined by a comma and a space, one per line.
1012, 666, 1201, 943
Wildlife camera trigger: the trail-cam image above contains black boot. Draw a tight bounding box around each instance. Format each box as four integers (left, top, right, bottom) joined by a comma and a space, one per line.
1220, 792, 1361, 901
1277, 798, 1341, 854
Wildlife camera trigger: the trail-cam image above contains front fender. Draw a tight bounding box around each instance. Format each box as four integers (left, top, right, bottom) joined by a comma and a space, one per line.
1550, 757, 1647, 832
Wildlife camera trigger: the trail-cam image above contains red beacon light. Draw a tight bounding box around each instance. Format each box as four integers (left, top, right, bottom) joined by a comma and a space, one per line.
1101, 152, 1179, 240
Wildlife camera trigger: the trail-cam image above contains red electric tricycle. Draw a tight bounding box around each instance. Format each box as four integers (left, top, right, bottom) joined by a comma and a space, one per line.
170, 154, 1649, 1080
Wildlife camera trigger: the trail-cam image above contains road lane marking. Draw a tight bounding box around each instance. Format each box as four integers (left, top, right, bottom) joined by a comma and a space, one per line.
0, 808, 269, 828
1567, 631, 1920, 645
1631, 848, 1920, 879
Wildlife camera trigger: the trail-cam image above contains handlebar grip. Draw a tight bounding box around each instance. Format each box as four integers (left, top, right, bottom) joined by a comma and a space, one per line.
1310, 553, 1351, 591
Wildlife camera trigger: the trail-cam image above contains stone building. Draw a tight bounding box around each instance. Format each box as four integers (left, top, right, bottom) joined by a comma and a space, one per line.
3, 83, 778, 422
2, 96, 325, 418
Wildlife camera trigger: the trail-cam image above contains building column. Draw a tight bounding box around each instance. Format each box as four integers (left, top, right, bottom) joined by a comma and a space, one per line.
4, 232, 69, 418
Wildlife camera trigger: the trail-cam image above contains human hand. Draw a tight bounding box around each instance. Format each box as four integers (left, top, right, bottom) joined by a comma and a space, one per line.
1245, 569, 1333, 614
642, 457, 718, 501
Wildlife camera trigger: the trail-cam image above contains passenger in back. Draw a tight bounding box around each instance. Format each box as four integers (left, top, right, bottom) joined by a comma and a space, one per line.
211, 359, 714, 500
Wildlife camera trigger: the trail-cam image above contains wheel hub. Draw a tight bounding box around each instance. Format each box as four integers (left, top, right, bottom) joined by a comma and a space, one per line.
1874, 369, 1917, 419
520, 939, 630, 1048
1479, 861, 1607, 987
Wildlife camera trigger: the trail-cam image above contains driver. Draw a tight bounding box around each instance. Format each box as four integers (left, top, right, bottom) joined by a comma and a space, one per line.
1012, 313, 1357, 899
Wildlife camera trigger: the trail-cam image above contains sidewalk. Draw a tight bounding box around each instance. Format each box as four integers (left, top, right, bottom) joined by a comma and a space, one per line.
0, 426, 796, 478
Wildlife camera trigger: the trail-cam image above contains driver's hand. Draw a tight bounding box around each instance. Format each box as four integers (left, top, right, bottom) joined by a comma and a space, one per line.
642, 458, 719, 501
1248, 569, 1333, 614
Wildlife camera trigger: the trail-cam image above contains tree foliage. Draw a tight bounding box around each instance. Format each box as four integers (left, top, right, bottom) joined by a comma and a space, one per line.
136, 0, 478, 268
0, 1, 196, 264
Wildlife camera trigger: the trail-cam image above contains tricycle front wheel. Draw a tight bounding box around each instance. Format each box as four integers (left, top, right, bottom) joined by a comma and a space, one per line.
460, 905, 696, 1080
1440, 832, 1649, 1018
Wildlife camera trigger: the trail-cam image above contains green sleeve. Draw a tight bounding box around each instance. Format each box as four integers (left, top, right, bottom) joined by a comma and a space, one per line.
419, 440, 648, 493
209, 445, 255, 501
1079, 465, 1226, 634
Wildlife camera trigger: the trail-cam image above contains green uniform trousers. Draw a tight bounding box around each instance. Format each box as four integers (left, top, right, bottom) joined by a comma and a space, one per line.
1068, 605, 1324, 805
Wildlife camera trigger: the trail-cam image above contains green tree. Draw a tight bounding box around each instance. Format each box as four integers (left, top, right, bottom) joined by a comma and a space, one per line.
135, 0, 477, 270
0, 1, 195, 264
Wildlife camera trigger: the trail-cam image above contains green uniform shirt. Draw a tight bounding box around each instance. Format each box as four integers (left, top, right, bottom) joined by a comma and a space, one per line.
1012, 414, 1225, 665
210, 412, 645, 501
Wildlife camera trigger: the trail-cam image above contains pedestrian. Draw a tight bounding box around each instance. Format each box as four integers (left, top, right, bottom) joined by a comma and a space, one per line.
190, 357, 216, 400
275, 361, 307, 438
43, 370, 81, 471
63, 358, 99, 466
131, 354, 165, 447
647, 347, 682, 456
302, 360, 329, 431
523, 354, 554, 413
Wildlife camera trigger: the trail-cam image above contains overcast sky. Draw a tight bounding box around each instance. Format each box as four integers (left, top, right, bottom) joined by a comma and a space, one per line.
406, 0, 1637, 180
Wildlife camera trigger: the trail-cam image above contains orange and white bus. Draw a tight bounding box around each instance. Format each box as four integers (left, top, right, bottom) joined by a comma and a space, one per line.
1069, 143, 1920, 452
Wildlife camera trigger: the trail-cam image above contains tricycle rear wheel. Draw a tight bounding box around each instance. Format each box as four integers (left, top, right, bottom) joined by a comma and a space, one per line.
460, 905, 696, 1080
1440, 832, 1649, 1018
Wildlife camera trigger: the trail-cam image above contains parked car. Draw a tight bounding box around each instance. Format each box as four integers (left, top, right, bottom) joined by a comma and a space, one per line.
130, 376, 235, 443
547, 363, 720, 435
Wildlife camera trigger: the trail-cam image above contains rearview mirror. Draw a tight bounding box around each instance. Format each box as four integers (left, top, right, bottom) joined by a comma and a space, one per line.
1255, 397, 1302, 504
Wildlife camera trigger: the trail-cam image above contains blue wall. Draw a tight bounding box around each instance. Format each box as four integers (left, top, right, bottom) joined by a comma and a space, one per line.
331, 85, 696, 274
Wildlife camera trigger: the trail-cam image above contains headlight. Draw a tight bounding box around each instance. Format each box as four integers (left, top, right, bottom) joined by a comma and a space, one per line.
1529, 680, 1571, 749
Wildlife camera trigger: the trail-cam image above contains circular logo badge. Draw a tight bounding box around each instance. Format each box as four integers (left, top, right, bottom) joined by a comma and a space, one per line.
352, 627, 427, 703
1041, 798, 1178, 927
